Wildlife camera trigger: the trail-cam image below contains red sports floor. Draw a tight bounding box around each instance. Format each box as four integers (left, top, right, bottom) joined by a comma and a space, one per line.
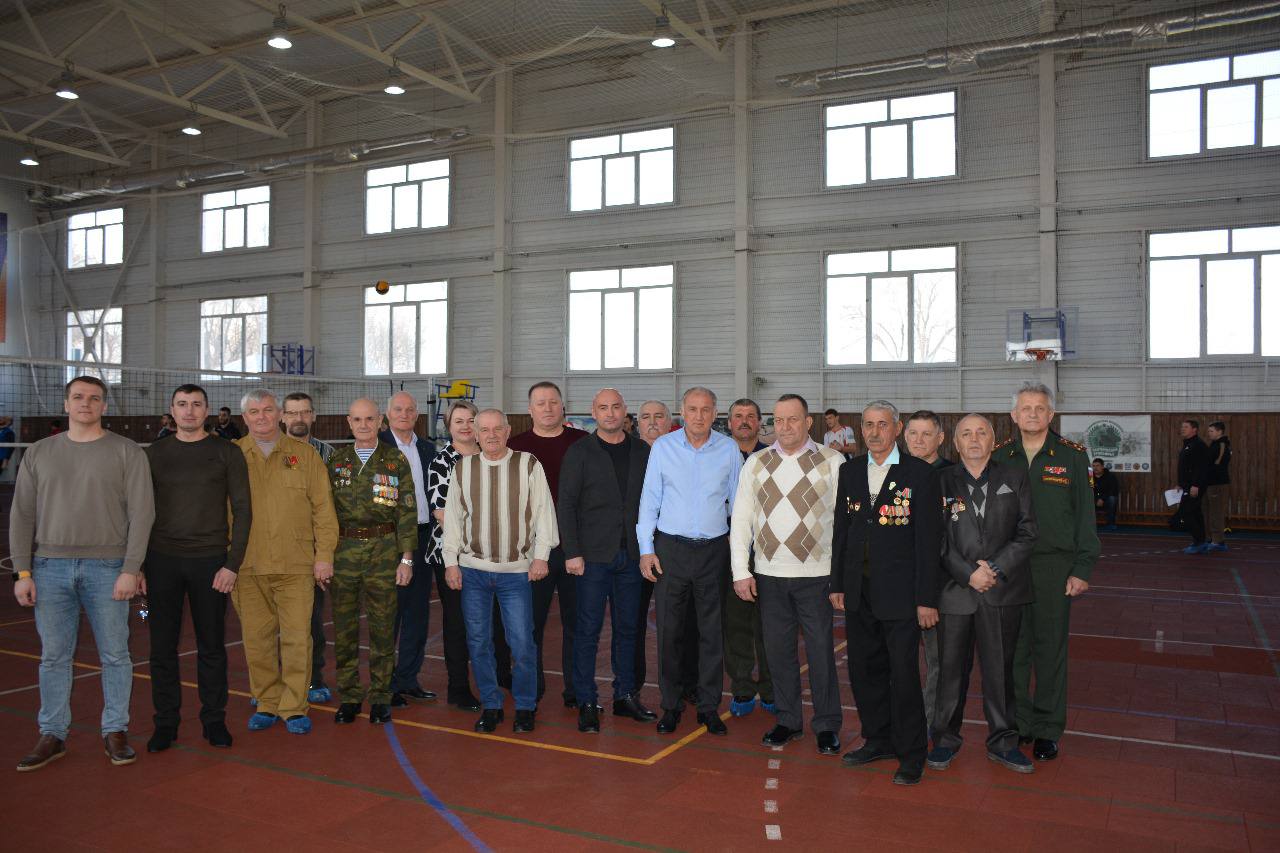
3, 530, 1279, 852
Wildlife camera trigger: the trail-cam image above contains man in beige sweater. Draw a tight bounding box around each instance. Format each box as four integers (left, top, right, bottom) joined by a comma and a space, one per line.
443, 409, 557, 735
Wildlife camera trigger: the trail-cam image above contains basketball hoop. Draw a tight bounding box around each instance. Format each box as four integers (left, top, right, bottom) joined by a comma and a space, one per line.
1024, 347, 1055, 361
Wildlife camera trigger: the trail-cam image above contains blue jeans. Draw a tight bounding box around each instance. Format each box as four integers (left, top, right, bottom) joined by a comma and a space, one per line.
573, 550, 641, 705
33, 557, 133, 739
461, 567, 536, 711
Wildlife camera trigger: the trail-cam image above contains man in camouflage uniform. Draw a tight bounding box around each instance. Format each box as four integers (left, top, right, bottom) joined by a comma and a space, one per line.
1000, 381, 1099, 763
328, 398, 417, 725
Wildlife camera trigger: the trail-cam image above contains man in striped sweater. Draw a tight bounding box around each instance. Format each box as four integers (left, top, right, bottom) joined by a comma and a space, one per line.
729, 394, 844, 756
443, 409, 558, 734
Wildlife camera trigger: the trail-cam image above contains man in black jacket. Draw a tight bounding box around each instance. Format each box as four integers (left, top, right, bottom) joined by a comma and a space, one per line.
560, 389, 656, 731
1202, 422, 1231, 552
928, 414, 1037, 775
1175, 419, 1211, 554
1091, 458, 1119, 531
831, 400, 941, 786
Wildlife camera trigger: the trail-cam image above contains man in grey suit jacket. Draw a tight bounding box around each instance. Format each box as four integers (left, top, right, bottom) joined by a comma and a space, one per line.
929, 414, 1038, 774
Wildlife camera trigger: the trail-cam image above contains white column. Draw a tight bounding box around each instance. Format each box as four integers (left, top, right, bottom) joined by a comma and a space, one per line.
301, 100, 321, 354
733, 22, 752, 401
147, 136, 164, 371
1037, 4, 1058, 394
491, 70, 512, 411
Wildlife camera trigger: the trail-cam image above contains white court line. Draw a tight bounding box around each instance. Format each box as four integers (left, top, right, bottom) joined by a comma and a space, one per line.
767, 758, 781, 770
1090, 584, 1280, 599
765, 825, 782, 840
763, 800, 778, 813
764, 778, 778, 790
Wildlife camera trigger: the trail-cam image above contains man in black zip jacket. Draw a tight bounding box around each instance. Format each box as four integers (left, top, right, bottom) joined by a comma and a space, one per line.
1175, 419, 1211, 554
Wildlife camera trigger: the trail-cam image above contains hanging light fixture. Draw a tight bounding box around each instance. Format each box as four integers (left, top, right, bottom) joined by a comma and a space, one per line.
55, 68, 79, 100
383, 65, 406, 95
651, 6, 675, 48
20, 150, 40, 166
181, 108, 202, 136
267, 6, 292, 50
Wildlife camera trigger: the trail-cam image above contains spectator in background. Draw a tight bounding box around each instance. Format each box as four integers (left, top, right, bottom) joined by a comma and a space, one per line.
214, 407, 241, 441
1203, 422, 1231, 553
0, 415, 15, 475
1091, 459, 1119, 532
1176, 419, 1211, 555
155, 414, 175, 441
49, 419, 64, 436
623, 413, 636, 437
822, 409, 857, 459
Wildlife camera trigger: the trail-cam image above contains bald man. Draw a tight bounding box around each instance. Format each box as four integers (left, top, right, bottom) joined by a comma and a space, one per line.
328, 399, 417, 726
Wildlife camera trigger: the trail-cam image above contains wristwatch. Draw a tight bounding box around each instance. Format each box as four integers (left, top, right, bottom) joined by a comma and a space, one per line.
12, 570, 32, 582
399, 557, 413, 567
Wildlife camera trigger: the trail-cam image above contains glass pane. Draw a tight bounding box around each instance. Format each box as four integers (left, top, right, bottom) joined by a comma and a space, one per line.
1233, 226, 1280, 252
96, 207, 123, 225
68, 212, 95, 229
68, 229, 86, 268
912, 116, 955, 179
1262, 254, 1280, 356
569, 291, 602, 370
637, 286, 672, 369
892, 91, 954, 119
203, 190, 235, 210
604, 155, 636, 206
826, 276, 867, 365
222, 316, 243, 372
105, 307, 122, 322
391, 303, 416, 372
201, 298, 231, 316
419, 299, 447, 375
394, 183, 419, 229
1149, 89, 1201, 156
244, 312, 266, 372
236, 185, 270, 205
1205, 258, 1255, 354
67, 321, 84, 360
1207, 84, 1256, 149
224, 207, 245, 249
367, 165, 406, 187
621, 265, 673, 288
420, 178, 449, 228
246, 203, 269, 247
621, 127, 673, 152
569, 158, 602, 211
1264, 79, 1279, 146
892, 246, 955, 272
1149, 229, 1228, 257
101, 316, 122, 364
570, 134, 619, 158
86, 227, 103, 265
1234, 49, 1280, 79
366, 186, 393, 233
638, 149, 674, 205
406, 281, 447, 302
871, 276, 909, 361
913, 271, 956, 363
570, 269, 619, 291
407, 159, 449, 181
366, 284, 402, 304
364, 305, 390, 374
870, 124, 908, 180
825, 127, 866, 186
201, 316, 222, 370
828, 251, 888, 275
826, 100, 886, 128
103, 223, 123, 264
1149, 57, 1229, 90
202, 210, 223, 252
603, 290, 635, 368
244, 296, 268, 312
1149, 259, 1200, 358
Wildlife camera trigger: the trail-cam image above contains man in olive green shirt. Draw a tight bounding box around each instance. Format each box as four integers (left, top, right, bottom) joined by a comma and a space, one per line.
1000, 382, 1099, 763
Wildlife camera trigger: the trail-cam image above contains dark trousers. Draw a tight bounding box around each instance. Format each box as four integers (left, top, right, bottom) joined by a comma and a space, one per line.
635, 578, 699, 696
431, 559, 472, 700
923, 625, 974, 734
934, 604, 1022, 753
758, 574, 840, 733
1014, 554, 1074, 741
846, 583, 926, 770
1180, 493, 1206, 544
309, 585, 326, 687
1099, 495, 1118, 528
720, 562, 772, 702
573, 549, 642, 705
495, 547, 575, 701
392, 522, 432, 693
653, 532, 727, 714
144, 550, 229, 729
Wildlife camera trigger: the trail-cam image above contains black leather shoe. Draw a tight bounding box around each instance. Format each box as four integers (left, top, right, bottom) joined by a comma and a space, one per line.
513, 710, 536, 733
1033, 738, 1058, 761
697, 712, 727, 736
147, 727, 177, 753
613, 695, 657, 722
451, 693, 482, 712
401, 687, 437, 701
762, 724, 802, 747
841, 744, 896, 767
1019, 734, 1033, 746
578, 705, 600, 733
892, 765, 924, 786
816, 731, 841, 755
563, 695, 578, 709
202, 721, 232, 748
368, 704, 391, 724
334, 703, 361, 724
656, 709, 682, 734
390, 693, 409, 708
474, 709, 504, 732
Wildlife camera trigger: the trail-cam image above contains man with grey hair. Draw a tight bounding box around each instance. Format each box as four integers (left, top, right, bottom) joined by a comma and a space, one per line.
1000, 381, 1098, 763
638, 386, 742, 736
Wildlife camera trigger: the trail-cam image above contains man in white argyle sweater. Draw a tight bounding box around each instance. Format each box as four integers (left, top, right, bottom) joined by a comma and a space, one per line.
729, 394, 844, 756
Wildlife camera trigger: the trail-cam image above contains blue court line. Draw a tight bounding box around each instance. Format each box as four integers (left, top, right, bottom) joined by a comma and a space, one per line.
1229, 567, 1280, 682
384, 722, 493, 852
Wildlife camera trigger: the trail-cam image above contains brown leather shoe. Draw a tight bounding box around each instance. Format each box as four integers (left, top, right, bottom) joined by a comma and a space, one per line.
103, 731, 136, 766
16, 734, 66, 772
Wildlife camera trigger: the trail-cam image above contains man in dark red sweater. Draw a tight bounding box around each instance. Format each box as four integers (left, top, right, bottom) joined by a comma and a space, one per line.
494, 382, 587, 706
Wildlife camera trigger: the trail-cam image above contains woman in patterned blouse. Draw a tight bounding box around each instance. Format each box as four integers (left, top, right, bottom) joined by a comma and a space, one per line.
427, 400, 481, 710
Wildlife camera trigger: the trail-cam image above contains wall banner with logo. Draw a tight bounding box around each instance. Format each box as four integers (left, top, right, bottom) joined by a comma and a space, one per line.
1059, 415, 1152, 472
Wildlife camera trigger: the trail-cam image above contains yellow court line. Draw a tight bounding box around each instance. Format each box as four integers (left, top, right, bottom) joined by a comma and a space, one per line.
0, 618, 35, 628
799, 639, 848, 676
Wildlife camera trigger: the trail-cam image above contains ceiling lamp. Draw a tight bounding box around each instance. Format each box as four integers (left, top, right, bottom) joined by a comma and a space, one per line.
55, 69, 79, 100
651, 7, 675, 48
20, 150, 39, 167
181, 110, 202, 136
383, 66, 406, 95
267, 7, 292, 50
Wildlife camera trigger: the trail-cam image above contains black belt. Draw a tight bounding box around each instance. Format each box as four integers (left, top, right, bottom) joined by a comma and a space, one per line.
340, 522, 395, 540
657, 531, 727, 548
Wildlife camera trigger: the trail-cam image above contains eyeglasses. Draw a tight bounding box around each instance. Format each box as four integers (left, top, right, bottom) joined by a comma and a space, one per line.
280, 410, 314, 418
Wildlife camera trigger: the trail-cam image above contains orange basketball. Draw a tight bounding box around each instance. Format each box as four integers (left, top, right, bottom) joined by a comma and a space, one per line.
375, 280, 391, 294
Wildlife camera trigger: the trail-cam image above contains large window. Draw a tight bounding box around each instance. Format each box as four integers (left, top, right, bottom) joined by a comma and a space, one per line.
1148, 225, 1280, 358
200, 297, 268, 375
825, 91, 956, 187
568, 265, 673, 371
569, 127, 674, 212
826, 246, 957, 365
201, 186, 270, 253
65, 307, 122, 382
363, 282, 448, 376
1149, 49, 1280, 157
365, 159, 450, 234
67, 208, 123, 269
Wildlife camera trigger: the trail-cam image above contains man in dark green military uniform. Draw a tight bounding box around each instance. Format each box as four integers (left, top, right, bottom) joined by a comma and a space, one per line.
1000, 382, 1099, 762
328, 398, 417, 726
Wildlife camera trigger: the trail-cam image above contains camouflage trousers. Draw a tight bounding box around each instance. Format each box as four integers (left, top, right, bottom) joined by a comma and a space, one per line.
332, 536, 400, 704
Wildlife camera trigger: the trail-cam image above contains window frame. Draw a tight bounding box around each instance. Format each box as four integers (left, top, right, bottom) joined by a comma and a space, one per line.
564, 263, 676, 373
362, 157, 453, 236
360, 280, 451, 377
64, 306, 123, 383
199, 295, 270, 377
199, 185, 272, 255
821, 88, 960, 192
65, 207, 125, 271
565, 124, 679, 215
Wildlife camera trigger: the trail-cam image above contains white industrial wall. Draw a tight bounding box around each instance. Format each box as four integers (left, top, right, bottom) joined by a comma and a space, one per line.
17, 0, 1280, 414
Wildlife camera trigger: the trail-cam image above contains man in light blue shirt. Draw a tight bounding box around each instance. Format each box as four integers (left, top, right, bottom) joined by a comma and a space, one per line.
638, 386, 741, 736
